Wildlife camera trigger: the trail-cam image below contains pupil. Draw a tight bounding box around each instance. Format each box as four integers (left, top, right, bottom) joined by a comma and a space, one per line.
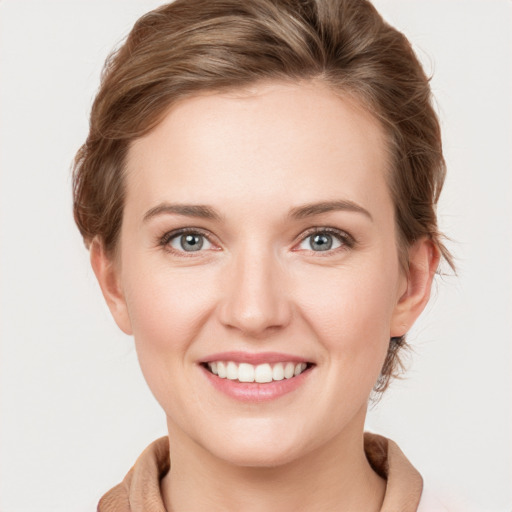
311, 233, 332, 251
181, 234, 203, 251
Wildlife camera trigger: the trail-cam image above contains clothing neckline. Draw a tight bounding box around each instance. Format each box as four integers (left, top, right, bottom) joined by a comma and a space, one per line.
97, 432, 423, 512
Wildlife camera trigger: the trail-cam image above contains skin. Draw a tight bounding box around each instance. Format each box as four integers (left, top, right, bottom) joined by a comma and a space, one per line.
91, 80, 439, 511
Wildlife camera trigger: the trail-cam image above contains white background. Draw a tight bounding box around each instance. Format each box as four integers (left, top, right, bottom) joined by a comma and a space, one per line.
0, 1, 510, 511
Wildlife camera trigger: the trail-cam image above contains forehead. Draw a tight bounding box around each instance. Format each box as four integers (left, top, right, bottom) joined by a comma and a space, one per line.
125, 80, 393, 221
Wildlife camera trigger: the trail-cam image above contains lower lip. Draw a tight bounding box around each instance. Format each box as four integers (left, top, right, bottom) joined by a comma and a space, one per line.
200, 365, 313, 402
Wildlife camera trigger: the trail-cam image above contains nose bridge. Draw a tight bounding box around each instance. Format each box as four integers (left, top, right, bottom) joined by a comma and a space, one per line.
219, 238, 291, 336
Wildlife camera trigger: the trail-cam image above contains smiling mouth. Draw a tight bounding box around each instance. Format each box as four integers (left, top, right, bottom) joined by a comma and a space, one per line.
202, 361, 313, 383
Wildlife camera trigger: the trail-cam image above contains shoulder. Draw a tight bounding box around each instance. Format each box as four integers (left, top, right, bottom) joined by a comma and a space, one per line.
97, 436, 169, 512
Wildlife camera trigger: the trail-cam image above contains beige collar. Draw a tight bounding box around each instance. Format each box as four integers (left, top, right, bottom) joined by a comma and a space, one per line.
98, 433, 423, 512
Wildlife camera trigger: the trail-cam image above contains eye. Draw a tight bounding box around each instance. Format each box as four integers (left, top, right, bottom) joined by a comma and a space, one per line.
161, 229, 214, 253
296, 229, 352, 252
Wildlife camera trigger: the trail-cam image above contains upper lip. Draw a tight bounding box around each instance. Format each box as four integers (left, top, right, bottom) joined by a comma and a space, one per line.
200, 351, 312, 365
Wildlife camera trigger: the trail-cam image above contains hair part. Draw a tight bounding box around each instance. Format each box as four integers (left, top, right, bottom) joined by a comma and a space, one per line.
72, 0, 454, 392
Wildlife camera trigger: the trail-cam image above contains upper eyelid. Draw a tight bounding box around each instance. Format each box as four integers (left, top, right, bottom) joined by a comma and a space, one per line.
298, 226, 351, 238
160, 227, 215, 244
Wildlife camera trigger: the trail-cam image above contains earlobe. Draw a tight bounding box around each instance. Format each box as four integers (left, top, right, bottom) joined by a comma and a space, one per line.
390, 238, 440, 338
90, 238, 133, 335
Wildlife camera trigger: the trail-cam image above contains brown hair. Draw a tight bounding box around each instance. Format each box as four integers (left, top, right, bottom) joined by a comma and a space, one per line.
72, 0, 453, 392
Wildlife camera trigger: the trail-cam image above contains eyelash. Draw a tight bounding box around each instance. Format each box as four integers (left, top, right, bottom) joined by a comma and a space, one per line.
158, 226, 355, 257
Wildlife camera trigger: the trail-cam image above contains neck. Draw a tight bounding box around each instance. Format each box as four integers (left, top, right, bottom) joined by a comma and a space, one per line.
161, 411, 385, 512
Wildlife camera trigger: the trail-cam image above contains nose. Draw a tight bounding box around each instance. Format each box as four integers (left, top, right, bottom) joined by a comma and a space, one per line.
217, 244, 292, 338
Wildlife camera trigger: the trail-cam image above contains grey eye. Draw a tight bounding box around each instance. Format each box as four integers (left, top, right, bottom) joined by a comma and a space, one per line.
299, 232, 342, 252
170, 233, 212, 252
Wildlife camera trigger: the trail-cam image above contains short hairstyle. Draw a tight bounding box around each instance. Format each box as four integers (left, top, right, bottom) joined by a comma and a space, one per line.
72, 0, 453, 392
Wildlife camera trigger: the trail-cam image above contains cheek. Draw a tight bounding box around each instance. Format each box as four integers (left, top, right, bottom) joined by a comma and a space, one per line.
121, 263, 222, 415
292, 259, 399, 363
124, 264, 218, 351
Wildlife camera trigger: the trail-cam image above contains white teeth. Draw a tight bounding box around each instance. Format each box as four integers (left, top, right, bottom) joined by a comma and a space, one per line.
272, 363, 285, 381
284, 362, 295, 379
294, 363, 306, 376
226, 361, 238, 380
238, 363, 255, 382
217, 361, 227, 378
206, 361, 309, 382
254, 363, 273, 383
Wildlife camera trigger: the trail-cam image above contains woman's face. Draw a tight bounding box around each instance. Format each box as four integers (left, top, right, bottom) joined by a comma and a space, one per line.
103, 81, 418, 466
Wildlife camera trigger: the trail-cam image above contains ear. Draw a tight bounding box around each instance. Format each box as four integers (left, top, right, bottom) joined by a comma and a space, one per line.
390, 237, 440, 338
89, 238, 133, 335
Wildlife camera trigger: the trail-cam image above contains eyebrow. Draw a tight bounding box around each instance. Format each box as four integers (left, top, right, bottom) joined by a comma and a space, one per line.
142, 199, 373, 223
143, 203, 223, 222
288, 200, 373, 221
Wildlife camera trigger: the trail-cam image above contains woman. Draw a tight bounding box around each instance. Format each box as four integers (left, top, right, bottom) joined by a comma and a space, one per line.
72, 0, 453, 510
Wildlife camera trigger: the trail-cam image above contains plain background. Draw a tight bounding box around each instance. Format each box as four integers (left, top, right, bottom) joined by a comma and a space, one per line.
0, 1, 510, 510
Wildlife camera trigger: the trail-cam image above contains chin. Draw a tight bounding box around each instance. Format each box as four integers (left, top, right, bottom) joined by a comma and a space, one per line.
216, 440, 302, 469
199, 420, 315, 469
